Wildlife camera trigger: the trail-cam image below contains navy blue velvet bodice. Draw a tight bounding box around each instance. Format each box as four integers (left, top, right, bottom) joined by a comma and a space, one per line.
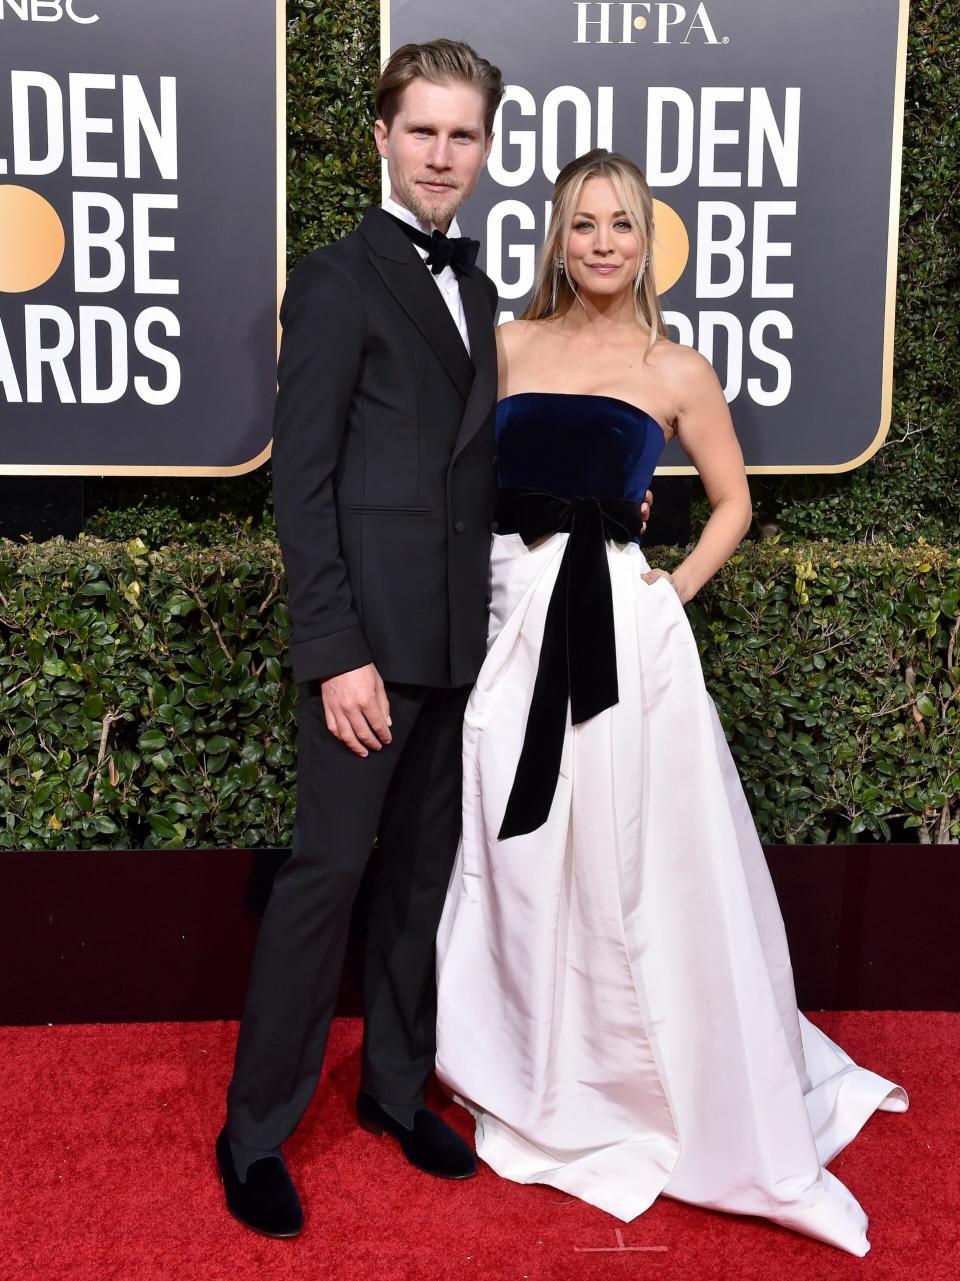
495, 392, 666, 507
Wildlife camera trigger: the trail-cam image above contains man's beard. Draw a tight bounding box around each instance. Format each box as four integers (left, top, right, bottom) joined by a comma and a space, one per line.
395, 173, 464, 227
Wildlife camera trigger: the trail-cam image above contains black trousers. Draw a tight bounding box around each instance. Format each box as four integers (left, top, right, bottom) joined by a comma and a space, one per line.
226, 680, 471, 1150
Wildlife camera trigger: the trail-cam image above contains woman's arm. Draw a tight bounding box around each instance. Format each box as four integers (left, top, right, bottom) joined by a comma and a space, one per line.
654, 346, 752, 603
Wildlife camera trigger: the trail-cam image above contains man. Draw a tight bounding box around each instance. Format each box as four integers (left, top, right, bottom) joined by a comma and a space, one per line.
216, 40, 505, 1238
217, 38, 653, 1238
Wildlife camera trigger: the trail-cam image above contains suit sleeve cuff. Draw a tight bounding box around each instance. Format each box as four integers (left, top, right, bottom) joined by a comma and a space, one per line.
289, 625, 374, 685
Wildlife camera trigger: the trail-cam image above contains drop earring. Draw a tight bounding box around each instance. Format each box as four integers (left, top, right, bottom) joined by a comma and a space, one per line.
551, 254, 566, 313
634, 252, 651, 321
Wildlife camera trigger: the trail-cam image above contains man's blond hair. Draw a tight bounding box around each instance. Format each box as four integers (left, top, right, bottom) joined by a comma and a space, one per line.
375, 39, 504, 136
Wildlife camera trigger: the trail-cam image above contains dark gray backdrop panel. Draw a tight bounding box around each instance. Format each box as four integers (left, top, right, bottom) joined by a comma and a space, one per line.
390, 0, 905, 472
0, 0, 280, 471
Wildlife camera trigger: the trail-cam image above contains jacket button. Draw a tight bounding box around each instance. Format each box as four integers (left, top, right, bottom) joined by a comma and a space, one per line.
490, 520, 499, 533
454, 520, 466, 534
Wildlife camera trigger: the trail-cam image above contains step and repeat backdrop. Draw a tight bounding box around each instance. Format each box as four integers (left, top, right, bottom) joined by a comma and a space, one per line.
386, 0, 909, 473
0, 2, 908, 477
0, 0, 283, 474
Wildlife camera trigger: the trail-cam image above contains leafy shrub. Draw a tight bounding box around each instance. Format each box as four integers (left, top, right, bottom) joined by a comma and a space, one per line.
1, 537, 956, 848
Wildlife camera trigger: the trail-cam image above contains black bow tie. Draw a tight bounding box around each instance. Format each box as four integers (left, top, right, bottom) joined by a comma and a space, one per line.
386, 212, 480, 277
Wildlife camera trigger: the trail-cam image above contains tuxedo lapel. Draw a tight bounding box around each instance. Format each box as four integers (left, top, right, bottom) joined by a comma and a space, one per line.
452, 271, 498, 461
359, 208, 474, 402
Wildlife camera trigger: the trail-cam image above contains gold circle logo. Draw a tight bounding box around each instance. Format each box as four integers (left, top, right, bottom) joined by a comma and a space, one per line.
634, 15, 648, 29
0, 185, 66, 293
651, 199, 689, 294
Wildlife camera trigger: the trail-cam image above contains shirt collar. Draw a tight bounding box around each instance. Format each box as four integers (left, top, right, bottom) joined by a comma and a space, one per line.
382, 194, 462, 240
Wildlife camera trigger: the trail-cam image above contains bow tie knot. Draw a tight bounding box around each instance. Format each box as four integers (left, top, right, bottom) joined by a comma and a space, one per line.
386, 212, 480, 277
425, 228, 480, 277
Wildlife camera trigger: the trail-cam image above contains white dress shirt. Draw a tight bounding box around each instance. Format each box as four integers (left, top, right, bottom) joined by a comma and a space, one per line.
382, 195, 471, 356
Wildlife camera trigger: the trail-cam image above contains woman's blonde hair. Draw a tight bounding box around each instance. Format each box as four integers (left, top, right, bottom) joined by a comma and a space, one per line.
522, 149, 667, 357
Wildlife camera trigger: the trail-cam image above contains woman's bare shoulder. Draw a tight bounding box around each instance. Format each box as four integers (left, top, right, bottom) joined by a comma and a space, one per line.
495, 318, 546, 373
496, 318, 538, 347
655, 335, 717, 383
652, 337, 722, 408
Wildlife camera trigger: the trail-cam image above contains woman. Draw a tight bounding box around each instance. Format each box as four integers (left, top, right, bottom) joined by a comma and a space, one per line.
435, 149, 907, 1256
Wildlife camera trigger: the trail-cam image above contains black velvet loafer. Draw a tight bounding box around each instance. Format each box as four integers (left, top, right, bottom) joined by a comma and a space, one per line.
356, 1090, 477, 1180
215, 1127, 304, 1238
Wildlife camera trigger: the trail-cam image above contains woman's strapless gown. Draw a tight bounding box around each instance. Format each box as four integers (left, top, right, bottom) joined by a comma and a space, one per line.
435, 392, 907, 1257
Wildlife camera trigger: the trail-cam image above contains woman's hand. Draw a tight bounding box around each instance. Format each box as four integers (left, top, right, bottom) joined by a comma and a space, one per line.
640, 487, 653, 534
641, 568, 693, 604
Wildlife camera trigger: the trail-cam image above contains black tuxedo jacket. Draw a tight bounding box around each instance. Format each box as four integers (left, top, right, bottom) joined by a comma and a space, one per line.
271, 206, 500, 688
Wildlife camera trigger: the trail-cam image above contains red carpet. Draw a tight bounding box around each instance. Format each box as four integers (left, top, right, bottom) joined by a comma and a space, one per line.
1, 1013, 957, 1280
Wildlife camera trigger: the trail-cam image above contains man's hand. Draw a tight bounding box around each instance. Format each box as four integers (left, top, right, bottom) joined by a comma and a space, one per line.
641, 487, 653, 535
319, 663, 392, 757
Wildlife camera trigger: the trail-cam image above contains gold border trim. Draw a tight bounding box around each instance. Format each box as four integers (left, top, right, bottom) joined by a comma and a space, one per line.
276, 0, 286, 378
0, 442, 274, 478
381, 0, 391, 73
380, 0, 391, 202
0, 0, 287, 478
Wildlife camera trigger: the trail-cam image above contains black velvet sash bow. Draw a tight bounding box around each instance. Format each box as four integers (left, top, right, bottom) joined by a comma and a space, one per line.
494, 488, 645, 840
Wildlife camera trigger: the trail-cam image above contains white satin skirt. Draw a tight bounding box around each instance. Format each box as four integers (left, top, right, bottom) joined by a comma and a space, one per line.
435, 532, 907, 1256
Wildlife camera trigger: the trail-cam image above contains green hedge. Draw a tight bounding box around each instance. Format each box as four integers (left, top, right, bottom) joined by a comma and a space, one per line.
1, 538, 956, 849
83, 0, 959, 547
